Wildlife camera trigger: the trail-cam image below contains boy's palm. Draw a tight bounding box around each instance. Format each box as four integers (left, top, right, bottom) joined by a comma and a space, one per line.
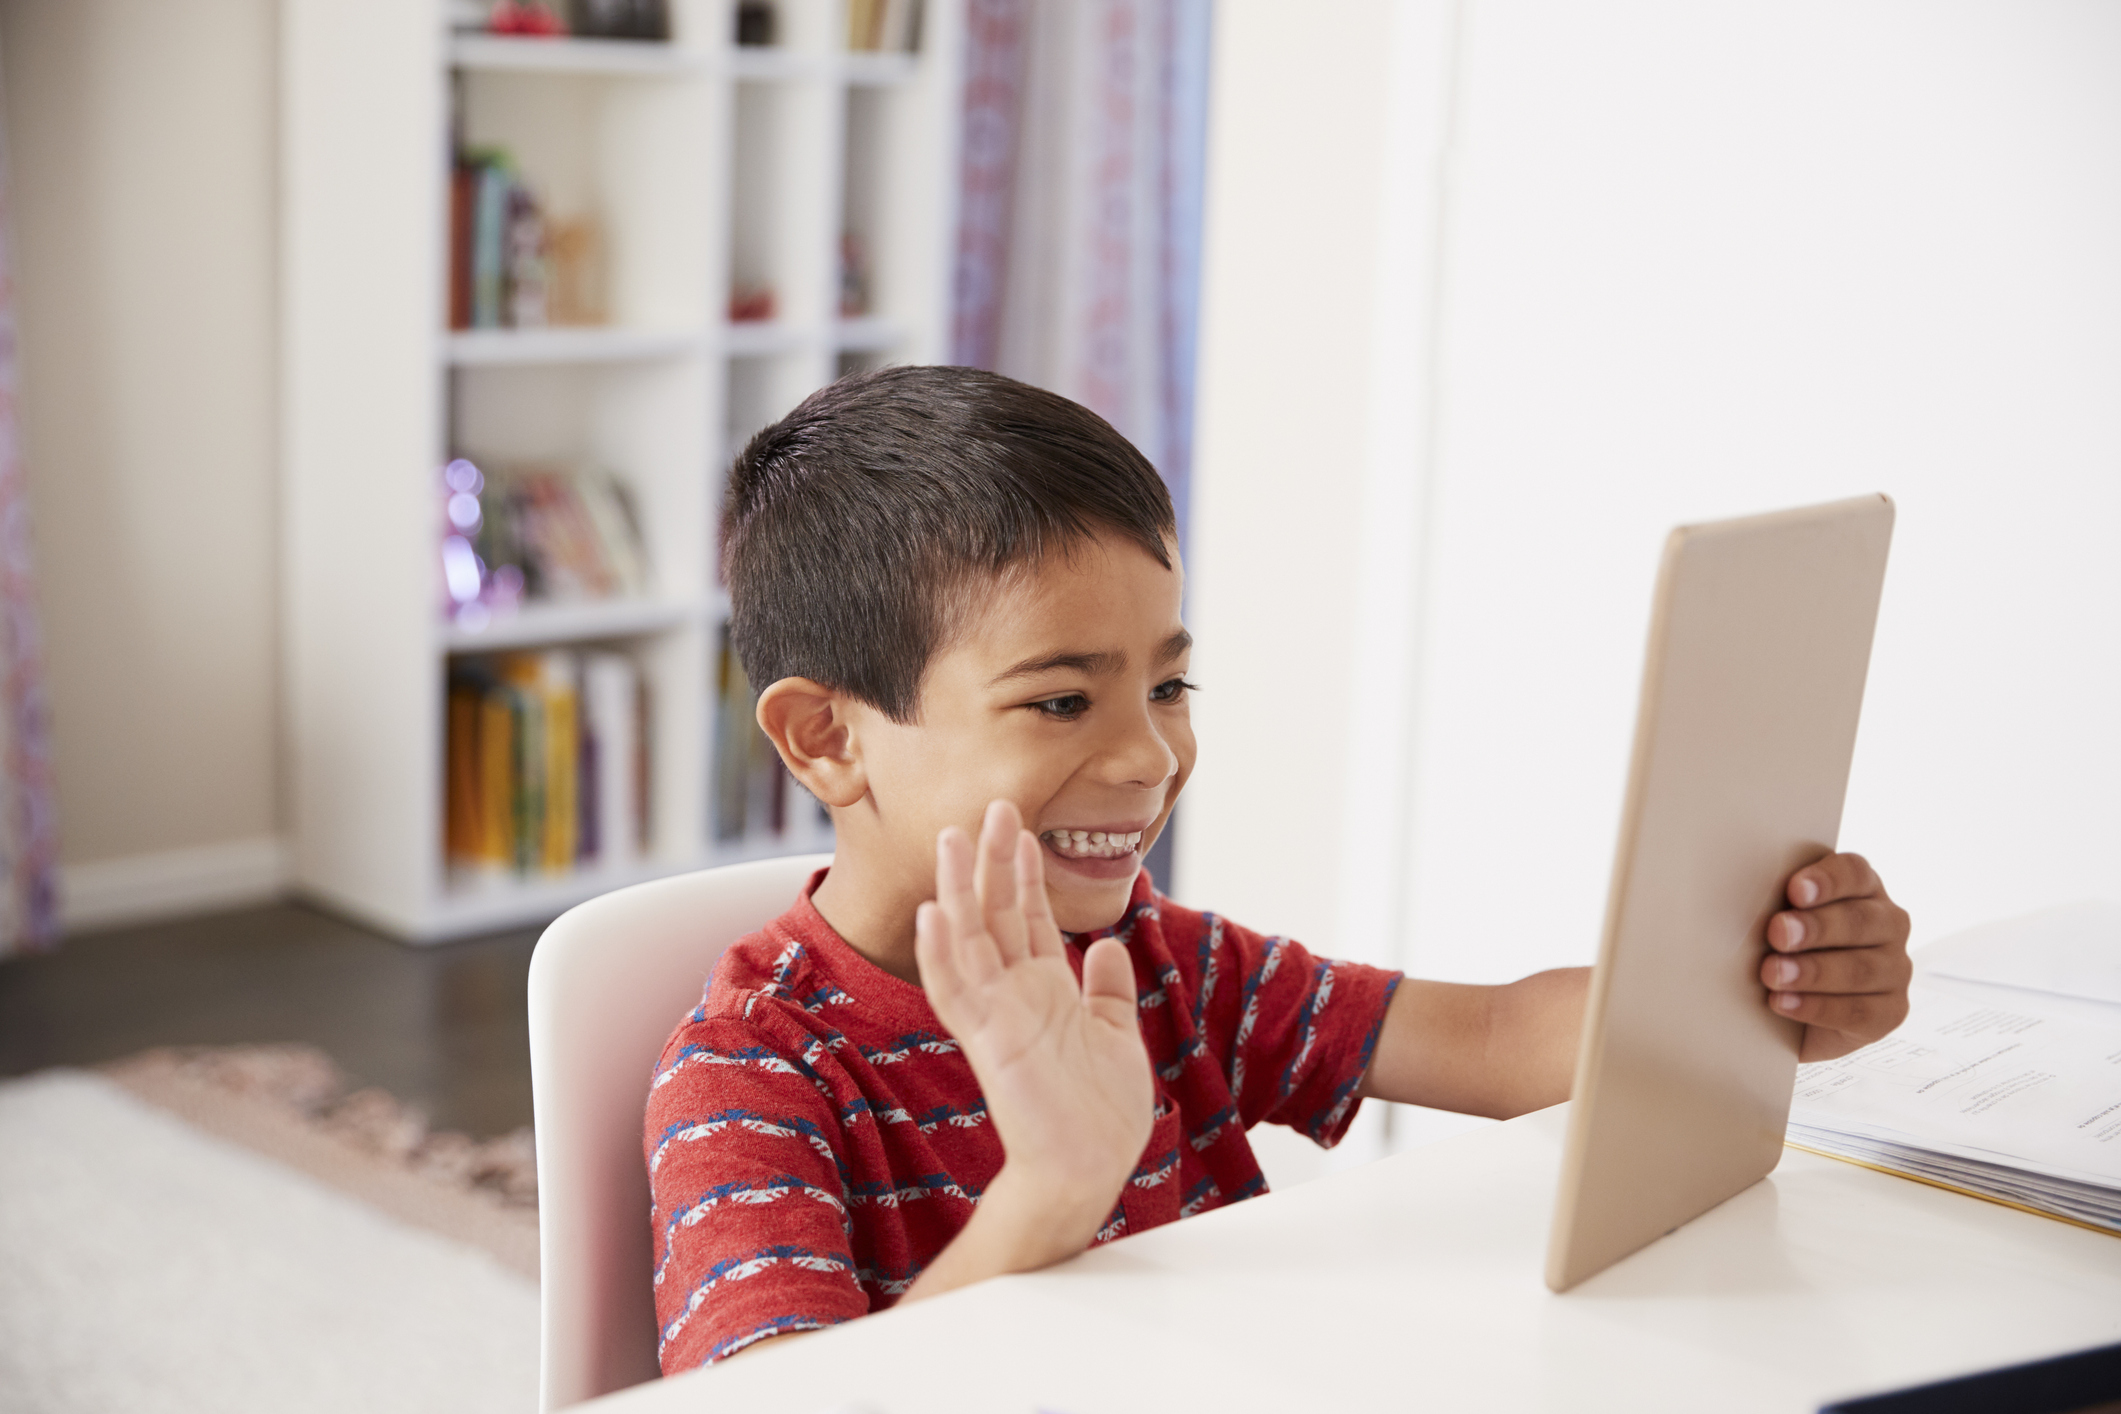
916, 803, 1154, 1199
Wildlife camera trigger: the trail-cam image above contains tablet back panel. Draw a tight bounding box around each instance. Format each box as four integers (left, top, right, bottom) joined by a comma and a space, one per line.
1545, 494, 1894, 1292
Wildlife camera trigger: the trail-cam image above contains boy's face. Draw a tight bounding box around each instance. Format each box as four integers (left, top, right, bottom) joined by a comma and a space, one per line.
857, 532, 1194, 934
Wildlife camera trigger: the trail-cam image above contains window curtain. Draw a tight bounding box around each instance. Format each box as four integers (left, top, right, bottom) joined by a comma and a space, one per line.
0, 92, 59, 956
952, 0, 1212, 544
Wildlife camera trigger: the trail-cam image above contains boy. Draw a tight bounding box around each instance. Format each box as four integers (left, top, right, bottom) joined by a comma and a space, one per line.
646, 367, 1913, 1370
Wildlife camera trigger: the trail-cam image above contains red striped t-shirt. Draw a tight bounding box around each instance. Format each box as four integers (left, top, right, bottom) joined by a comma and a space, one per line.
643, 868, 1401, 1370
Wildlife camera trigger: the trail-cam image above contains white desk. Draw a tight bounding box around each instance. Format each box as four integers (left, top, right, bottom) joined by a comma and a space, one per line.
590, 1105, 2121, 1413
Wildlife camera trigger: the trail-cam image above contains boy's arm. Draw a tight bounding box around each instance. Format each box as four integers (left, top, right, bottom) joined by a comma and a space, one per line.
1356, 969, 1590, 1119
1358, 853, 1913, 1117
898, 800, 1155, 1304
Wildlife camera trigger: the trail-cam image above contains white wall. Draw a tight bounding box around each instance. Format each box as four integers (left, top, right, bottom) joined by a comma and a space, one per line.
1180, 0, 1452, 966
1403, 0, 2121, 986
1181, 0, 1466, 1179
1186, 0, 2121, 1168
1, 0, 286, 928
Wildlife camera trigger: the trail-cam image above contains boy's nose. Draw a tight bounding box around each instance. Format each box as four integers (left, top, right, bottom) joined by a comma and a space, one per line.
1102, 707, 1180, 789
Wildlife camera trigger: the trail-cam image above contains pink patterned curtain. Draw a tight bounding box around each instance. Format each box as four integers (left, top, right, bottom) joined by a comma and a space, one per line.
953, 0, 1211, 543
0, 113, 60, 955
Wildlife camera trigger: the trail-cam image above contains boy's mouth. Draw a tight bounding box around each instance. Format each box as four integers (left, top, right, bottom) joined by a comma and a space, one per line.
1038, 828, 1144, 861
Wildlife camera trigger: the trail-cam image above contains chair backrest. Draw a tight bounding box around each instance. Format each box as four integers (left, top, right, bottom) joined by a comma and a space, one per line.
527, 852, 832, 1412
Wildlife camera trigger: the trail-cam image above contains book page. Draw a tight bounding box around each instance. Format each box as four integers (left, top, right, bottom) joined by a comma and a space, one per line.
1789, 975, 2121, 1188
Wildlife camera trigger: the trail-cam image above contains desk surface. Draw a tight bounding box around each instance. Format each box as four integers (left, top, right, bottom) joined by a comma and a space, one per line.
591, 1105, 2121, 1414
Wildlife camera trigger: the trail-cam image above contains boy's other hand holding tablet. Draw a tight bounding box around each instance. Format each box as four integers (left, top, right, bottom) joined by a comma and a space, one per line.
1764, 853, 1913, 1062
1354, 855, 1914, 1120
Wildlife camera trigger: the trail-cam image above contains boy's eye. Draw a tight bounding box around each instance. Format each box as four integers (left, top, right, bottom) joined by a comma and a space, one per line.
1031, 693, 1090, 721
1151, 677, 1198, 704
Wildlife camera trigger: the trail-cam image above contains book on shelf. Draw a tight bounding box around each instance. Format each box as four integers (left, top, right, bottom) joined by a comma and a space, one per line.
440, 458, 650, 627
846, 0, 921, 52
712, 625, 821, 844
1785, 900, 2121, 1234
450, 149, 606, 331
446, 649, 647, 880
456, 150, 532, 328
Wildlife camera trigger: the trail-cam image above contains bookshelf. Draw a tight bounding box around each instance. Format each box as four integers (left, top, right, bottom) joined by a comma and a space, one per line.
283, 0, 963, 940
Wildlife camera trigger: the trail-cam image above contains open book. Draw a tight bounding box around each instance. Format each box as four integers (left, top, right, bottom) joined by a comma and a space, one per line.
1784, 901, 2121, 1234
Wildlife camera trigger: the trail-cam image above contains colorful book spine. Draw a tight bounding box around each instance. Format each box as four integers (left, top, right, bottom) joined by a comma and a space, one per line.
471, 162, 511, 329
537, 652, 579, 872
446, 684, 483, 858
476, 684, 517, 868
449, 164, 477, 330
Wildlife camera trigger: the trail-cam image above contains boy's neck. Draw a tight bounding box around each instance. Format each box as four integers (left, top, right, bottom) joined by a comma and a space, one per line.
808, 852, 925, 986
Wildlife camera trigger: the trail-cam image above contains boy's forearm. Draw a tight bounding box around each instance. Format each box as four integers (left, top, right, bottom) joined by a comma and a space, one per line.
1480, 966, 1589, 1117
1361, 966, 1590, 1118
721, 1153, 1109, 1366
898, 1163, 1119, 1305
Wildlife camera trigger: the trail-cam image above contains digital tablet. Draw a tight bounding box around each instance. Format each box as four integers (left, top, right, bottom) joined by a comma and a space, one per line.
1545, 494, 1896, 1292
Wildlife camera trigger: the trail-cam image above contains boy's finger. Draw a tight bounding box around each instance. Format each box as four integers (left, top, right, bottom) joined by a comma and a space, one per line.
935, 825, 977, 927
935, 827, 1000, 985
974, 800, 1030, 964
970, 799, 1017, 913
1768, 986, 1908, 1042
1785, 852, 1883, 909
1760, 936, 1912, 996
1079, 936, 1140, 1029
1768, 896, 1909, 954
914, 901, 967, 1016
1015, 830, 1065, 959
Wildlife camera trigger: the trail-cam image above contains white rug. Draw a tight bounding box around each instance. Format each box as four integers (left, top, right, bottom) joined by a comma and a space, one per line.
0, 1069, 539, 1414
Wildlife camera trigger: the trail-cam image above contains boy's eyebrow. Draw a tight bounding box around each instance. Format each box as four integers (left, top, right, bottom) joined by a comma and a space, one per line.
988, 629, 1192, 686
989, 649, 1125, 684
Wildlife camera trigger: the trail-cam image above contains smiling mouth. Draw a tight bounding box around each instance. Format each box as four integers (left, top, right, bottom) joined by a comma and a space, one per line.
1039, 828, 1144, 861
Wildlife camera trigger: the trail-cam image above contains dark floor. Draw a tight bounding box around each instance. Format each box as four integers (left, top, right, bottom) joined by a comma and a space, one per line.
0, 903, 544, 1138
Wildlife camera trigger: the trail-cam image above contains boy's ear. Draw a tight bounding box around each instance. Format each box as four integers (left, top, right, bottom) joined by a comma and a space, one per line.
755, 677, 867, 809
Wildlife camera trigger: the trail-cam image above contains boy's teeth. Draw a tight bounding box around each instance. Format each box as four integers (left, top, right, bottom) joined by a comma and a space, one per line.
1040, 828, 1144, 860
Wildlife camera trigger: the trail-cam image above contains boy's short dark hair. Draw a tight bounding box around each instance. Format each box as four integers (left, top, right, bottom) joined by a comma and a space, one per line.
721, 365, 1177, 723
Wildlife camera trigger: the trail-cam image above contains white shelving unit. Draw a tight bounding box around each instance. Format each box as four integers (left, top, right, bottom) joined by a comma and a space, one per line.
282, 0, 963, 940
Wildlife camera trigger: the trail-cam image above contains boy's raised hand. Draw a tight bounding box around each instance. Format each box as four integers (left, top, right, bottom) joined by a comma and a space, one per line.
1762, 852, 1913, 1063
910, 800, 1154, 1280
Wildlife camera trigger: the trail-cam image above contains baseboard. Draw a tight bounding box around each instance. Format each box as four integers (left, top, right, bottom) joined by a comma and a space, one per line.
61, 836, 290, 935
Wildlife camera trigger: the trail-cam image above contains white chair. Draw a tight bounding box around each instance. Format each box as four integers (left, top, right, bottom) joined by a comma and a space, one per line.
527, 852, 833, 1412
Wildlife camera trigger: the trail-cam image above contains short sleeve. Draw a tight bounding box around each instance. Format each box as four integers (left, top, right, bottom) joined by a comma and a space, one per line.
1211, 920, 1401, 1147
643, 1018, 864, 1370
